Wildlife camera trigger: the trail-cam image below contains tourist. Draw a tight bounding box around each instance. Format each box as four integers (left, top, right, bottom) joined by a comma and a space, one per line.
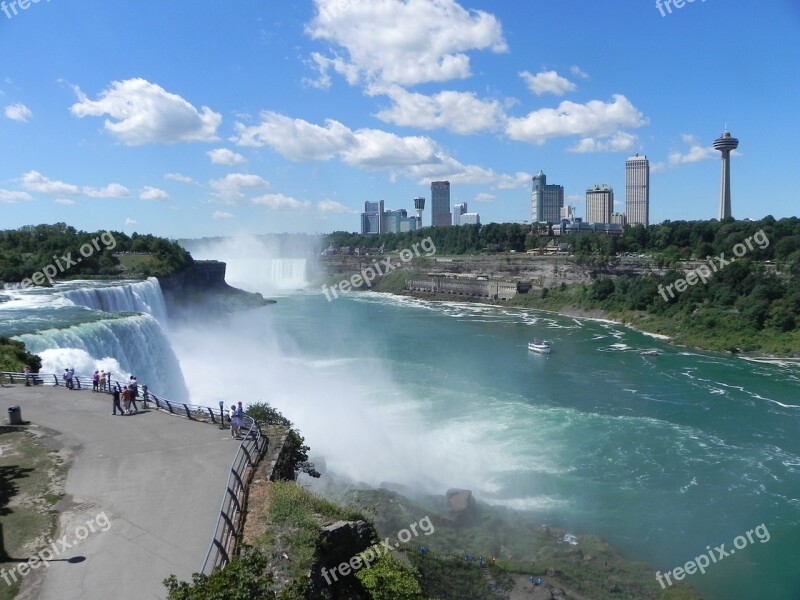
112, 387, 124, 415
229, 404, 241, 439
99, 370, 107, 393
92, 370, 100, 392
65, 368, 74, 390
128, 376, 139, 413
122, 386, 132, 414
235, 401, 245, 436
24, 365, 32, 386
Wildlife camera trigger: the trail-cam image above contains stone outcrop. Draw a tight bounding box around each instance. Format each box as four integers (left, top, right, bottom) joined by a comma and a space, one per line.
307, 520, 376, 599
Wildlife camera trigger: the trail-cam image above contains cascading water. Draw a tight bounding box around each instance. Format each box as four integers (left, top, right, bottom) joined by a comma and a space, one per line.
4, 279, 188, 401
64, 277, 169, 324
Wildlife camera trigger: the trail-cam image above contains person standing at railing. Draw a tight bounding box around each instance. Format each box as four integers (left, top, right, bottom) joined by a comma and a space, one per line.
92, 370, 100, 393
99, 370, 107, 393
24, 365, 32, 386
235, 401, 246, 437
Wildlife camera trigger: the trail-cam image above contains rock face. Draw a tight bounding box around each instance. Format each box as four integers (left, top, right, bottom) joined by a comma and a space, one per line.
157, 260, 271, 319
446, 488, 477, 523
307, 520, 376, 599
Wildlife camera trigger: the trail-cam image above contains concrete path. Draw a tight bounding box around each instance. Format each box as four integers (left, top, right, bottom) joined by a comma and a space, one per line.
1, 384, 238, 600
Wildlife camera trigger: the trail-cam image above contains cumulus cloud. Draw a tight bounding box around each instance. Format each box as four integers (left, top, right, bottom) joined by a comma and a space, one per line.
70, 78, 221, 145
207, 148, 246, 165
251, 193, 310, 210
372, 85, 505, 134
474, 192, 495, 203
125, 218, 138, 226
317, 199, 358, 214
139, 186, 169, 201
213, 210, 234, 220
520, 70, 576, 96
506, 94, 646, 145
164, 172, 197, 184
235, 111, 529, 190
83, 183, 130, 198
306, 0, 507, 87
0, 189, 33, 203
55, 198, 76, 206
209, 173, 269, 203
4, 102, 32, 122
21, 171, 80, 196
667, 134, 717, 165
233, 111, 354, 159
569, 131, 638, 153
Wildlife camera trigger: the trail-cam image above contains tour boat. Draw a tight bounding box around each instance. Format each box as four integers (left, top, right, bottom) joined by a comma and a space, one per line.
528, 339, 552, 354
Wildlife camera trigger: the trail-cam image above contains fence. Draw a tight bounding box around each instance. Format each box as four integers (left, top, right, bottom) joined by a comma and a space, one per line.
1, 370, 269, 576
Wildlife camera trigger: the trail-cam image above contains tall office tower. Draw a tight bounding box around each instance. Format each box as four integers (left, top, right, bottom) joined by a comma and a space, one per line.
625, 153, 650, 226
452, 202, 468, 226
531, 170, 564, 223
361, 200, 384, 235
713, 130, 739, 219
610, 212, 627, 225
586, 185, 614, 224
461, 212, 481, 225
413, 197, 425, 228
431, 181, 451, 227
560, 205, 576, 221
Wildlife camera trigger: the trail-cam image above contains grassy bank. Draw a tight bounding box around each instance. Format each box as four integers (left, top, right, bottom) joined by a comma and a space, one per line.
0, 425, 68, 600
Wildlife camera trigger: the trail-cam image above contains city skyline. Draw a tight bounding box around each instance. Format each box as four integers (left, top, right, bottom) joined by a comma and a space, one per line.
1, 1, 796, 237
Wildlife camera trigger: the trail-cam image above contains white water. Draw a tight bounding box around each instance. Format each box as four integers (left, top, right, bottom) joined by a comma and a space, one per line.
64, 278, 169, 324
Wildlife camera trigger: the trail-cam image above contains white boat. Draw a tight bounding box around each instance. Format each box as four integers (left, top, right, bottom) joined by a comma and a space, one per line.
528, 339, 552, 354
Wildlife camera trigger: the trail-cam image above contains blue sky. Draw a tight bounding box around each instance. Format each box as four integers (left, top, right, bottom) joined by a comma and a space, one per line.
1, 0, 798, 238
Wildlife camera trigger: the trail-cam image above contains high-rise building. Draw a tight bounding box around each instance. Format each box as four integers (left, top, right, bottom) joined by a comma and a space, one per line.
361, 200, 384, 235
452, 202, 467, 226
713, 130, 739, 220
560, 205, 576, 221
625, 154, 650, 226
531, 170, 564, 223
586, 185, 614, 224
461, 212, 481, 225
431, 181, 451, 227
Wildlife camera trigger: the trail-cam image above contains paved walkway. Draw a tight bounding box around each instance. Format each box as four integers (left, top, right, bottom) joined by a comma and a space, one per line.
1, 384, 238, 600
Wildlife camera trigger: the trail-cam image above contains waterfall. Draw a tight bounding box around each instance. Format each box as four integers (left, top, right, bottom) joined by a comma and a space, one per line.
63, 278, 169, 324
16, 313, 188, 401
223, 258, 308, 293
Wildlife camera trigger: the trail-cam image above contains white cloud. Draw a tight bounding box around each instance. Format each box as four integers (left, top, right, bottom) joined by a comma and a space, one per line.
233, 111, 354, 158
520, 70, 576, 96
70, 78, 222, 145
55, 198, 76, 206
506, 94, 646, 145
317, 199, 358, 214
0, 189, 33, 203
570, 65, 590, 79
213, 210, 234, 220
139, 186, 169, 201
372, 85, 505, 134
569, 131, 638, 153
252, 193, 310, 210
83, 183, 130, 198
209, 173, 269, 203
474, 193, 495, 203
235, 111, 528, 189
667, 134, 716, 166
4, 102, 32, 122
125, 218, 138, 226
164, 172, 197, 184
306, 0, 507, 87
207, 148, 246, 165
21, 171, 80, 196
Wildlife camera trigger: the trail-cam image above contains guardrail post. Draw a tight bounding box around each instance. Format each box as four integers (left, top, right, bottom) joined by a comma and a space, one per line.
207, 407, 217, 423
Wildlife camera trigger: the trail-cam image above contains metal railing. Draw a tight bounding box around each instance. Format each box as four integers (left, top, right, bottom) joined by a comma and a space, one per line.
1, 370, 269, 576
